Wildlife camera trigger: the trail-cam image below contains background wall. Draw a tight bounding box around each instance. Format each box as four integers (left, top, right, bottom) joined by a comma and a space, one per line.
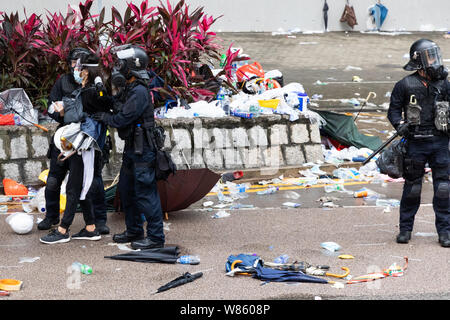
5, 0, 450, 32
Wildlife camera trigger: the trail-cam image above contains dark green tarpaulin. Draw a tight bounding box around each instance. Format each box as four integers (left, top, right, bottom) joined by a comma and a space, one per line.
316, 110, 382, 151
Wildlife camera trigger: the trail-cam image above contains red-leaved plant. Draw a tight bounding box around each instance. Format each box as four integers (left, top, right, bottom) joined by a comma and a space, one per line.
0, 0, 229, 109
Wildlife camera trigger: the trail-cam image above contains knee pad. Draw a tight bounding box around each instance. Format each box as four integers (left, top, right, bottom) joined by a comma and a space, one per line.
406, 183, 422, 199
436, 182, 449, 199
46, 176, 60, 192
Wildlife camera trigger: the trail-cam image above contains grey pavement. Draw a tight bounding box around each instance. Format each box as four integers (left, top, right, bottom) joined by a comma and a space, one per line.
1, 32, 450, 304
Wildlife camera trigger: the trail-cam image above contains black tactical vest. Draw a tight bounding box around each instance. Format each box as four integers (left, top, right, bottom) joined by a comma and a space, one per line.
403, 74, 447, 135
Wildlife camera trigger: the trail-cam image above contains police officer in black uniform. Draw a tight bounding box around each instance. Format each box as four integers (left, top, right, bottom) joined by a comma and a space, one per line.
388, 39, 450, 247
38, 47, 110, 235
92, 45, 165, 250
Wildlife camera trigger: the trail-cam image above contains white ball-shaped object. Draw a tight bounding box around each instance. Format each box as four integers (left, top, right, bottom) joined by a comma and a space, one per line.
6, 212, 34, 234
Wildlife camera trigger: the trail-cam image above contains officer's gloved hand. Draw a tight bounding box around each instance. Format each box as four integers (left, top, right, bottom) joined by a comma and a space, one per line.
92, 112, 108, 123
395, 123, 409, 136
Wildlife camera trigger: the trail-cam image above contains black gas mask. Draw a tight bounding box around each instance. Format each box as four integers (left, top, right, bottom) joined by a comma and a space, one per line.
111, 59, 128, 89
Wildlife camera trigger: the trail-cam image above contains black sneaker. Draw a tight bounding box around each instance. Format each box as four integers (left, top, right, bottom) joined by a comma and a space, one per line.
72, 228, 101, 241
40, 229, 70, 244
37, 217, 60, 230
95, 224, 110, 235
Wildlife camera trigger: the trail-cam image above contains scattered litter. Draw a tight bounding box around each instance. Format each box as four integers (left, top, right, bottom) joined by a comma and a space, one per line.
107, 242, 138, 252
273, 254, 289, 264
314, 80, 328, 86
320, 242, 341, 252
299, 41, 318, 45
0, 290, 10, 296
322, 202, 339, 208
213, 203, 229, 209
284, 191, 301, 200
229, 203, 254, 210
344, 65, 362, 71
282, 202, 301, 208
414, 232, 437, 237
352, 75, 363, 82
311, 94, 323, 100
332, 282, 345, 289
338, 255, 354, 260
0, 279, 23, 291
19, 257, 40, 263
212, 210, 230, 219
6, 212, 34, 235
71, 262, 93, 275
256, 186, 278, 195
163, 222, 171, 231
202, 201, 214, 207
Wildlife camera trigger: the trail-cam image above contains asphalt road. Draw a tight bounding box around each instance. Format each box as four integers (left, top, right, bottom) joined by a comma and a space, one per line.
1, 32, 450, 307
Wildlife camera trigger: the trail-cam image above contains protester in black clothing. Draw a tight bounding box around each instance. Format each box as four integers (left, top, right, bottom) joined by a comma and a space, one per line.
40, 53, 111, 244
387, 39, 450, 247
38, 48, 89, 232
38, 48, 111, 235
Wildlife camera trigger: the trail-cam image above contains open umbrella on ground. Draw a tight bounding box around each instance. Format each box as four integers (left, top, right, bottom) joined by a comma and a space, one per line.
104, 246, 180, 263
152, 272, 203, 294
252, 266, 330, 284
157, 168, 221, 214
110, 168, 221, 217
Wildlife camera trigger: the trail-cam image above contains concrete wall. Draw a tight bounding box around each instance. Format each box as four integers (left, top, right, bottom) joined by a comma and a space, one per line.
5, 0, 450, 32
0, 114, 323, 186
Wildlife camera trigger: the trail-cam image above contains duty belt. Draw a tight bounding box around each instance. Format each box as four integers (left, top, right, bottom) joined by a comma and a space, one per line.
409, 126, 447, 138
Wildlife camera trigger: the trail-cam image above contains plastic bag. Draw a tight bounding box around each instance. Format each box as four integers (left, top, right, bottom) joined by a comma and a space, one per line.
6, 212, 34, 234
376, 140, 406, 179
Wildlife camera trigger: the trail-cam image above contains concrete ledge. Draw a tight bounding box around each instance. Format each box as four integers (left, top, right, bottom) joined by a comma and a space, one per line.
0, 113, 324, 186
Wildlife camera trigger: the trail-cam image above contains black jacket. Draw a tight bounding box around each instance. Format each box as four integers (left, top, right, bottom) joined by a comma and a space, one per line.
48, 73, 80, 124
388, 72, 450, 131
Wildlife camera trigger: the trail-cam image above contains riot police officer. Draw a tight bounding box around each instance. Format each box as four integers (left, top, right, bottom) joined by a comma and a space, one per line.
92, 45, 165, 250
388, 39, 450, 247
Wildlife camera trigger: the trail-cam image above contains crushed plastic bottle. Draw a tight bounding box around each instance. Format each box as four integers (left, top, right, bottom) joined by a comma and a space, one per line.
282, 202, 301, 208
376, 199, 400, 208
71, 262, 93, 274
256, 186, 279, 195
273, 254, 289, 264
324, 183, 345, 193
320, 242, 341, 252
177, 255, 200, 265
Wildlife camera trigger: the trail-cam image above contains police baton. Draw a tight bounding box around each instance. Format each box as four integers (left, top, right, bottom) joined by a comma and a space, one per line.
362, 132, 399, 165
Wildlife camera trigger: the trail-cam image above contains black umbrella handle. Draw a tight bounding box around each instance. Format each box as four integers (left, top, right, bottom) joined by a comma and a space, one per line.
362, 132, 399, 165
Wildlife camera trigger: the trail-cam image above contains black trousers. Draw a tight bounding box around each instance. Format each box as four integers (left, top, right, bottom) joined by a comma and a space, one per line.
45, 143, 107, 225
400, 135, 450, 234
59, 152, 96, 230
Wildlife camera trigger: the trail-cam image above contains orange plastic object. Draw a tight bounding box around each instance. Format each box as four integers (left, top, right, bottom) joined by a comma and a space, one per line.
0, 114, 15, 126
2, 179, 28, 196
236, 62, 265, 82
0, 279, 23, 291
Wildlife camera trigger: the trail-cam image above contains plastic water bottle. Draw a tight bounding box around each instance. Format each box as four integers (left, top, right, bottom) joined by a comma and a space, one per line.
257, 186, 279, 195
273, 254, 289, 264
231, 111, 253, 119
71, 262, 93, 274
177, 255, 200, 265
13, 114, 22, 126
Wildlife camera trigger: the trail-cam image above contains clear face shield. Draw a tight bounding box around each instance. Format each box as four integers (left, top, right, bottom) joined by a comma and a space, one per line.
419, 46, 448, 80
420, 46, 443, 69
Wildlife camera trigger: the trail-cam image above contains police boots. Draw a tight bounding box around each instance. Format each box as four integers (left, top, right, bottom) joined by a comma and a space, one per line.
438, 232, 450, 247
396, 231, 412, 244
